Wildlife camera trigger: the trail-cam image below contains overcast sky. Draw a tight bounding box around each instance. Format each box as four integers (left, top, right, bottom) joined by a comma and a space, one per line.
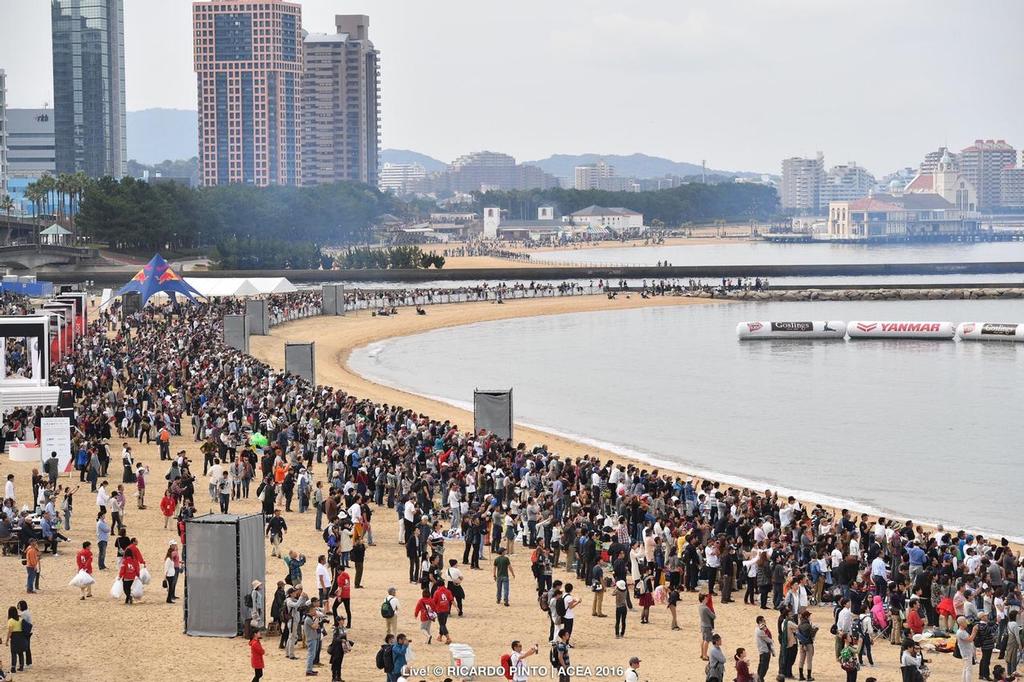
2, 0, 1022, 174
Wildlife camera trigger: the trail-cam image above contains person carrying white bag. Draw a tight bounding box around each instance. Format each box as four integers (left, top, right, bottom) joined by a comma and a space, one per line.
70, 540, 97, 599
117, 537, 146, 605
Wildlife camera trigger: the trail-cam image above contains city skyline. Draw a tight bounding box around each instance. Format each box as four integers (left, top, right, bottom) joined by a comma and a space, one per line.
1, 1, 1022, 174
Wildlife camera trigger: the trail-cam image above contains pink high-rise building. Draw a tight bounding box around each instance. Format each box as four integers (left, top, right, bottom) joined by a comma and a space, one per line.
193, 0, 302, 187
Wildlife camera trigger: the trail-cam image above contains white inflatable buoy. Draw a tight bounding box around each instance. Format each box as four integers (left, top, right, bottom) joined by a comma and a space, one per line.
846, 320, 954, 339
956, 322, 1024, 342
736, 321, 846, 339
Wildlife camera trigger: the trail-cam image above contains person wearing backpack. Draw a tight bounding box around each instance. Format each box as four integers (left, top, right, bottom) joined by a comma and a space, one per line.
502, 640, 539, 682
375, 634, 396, 680
381, 586, 400, 637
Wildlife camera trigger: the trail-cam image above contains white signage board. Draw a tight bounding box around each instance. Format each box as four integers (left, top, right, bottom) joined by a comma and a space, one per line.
40, 416, 72, 473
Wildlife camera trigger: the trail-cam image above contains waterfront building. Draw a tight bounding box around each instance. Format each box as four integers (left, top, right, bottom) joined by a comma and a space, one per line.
822, 162, 875, 204
193, 0, 303, 186
1001, 163, 1024, 209
904, 149, 977, 212
780, 153, 825, 213
828, 192, 978, 239
564, 205, 644, 232
302, 15, 380, 187
958, 139, 1016, 210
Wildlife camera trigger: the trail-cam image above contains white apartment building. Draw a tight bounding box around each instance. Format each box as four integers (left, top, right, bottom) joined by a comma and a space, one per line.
780, 153, 825, 213
379, 162, 425, 194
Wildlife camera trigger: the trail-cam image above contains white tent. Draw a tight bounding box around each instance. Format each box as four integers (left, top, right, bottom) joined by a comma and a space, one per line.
246, 277, 297, 294
184, 277, 261, 298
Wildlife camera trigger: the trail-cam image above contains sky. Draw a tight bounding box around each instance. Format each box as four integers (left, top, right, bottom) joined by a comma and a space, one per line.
2, 0, 1022, 175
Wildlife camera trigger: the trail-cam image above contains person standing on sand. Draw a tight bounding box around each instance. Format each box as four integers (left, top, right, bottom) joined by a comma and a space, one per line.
614, 580, 629, 639
23, 540, 40, 594
250, 629, 265, 682
76, 541, 94, 599
699, 593, 716, 660
494, 547, 513, 607
382, 586, 399, 637
96, 511, 110, 570
707, 634, 726, 682
755, 614, 774, 682
164, 540, 181, 602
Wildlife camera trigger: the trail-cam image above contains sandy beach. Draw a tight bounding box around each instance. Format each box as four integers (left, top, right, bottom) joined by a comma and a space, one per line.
0, 294, 987, 682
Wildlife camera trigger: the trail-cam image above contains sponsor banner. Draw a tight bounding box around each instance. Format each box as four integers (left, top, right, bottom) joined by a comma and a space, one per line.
847, 320, 954, 339
957, 321, 1024, 342
981, 323, 1018, 336
737, 321, 846, 340
770, 321, 813, 332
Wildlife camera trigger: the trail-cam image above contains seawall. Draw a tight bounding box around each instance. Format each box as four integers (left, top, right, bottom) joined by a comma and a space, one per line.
39, 260, 1024, 285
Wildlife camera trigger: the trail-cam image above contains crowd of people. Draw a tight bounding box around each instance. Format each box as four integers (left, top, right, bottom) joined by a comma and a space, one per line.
0, 287, 1020, 682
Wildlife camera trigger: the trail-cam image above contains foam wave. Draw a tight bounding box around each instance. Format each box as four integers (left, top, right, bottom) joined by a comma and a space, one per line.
349, 343, 1023, 544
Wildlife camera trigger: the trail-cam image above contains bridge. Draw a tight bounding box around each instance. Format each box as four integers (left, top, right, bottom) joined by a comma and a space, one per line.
0, 244, 99, 269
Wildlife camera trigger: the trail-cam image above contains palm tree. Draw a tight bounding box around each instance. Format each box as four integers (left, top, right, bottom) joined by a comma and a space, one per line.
56, 173, 73, 222
23, 182, 43, 245
39, 174, 56, 217
0, 195, 14, 246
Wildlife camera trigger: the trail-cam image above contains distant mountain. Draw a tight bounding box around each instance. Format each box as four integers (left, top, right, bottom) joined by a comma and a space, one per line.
523, 153, 755, 180
380, 149, 447, 172
127, 109, 197, 164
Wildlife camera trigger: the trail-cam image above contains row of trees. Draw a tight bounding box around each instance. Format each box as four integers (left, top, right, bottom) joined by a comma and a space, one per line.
337, 246, 444, 270
75, 176, 409, 255
473, 183, 779, 226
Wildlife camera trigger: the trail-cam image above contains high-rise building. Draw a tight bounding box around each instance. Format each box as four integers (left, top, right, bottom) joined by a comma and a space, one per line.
193, 0, 303, 186
574, 160, 615, 190
51, 0, 127, 178
780, 153, 825, 213
822, 162, 875, 204
378, 162, 424, 194
5, 108, 57, 214
958, 139, 1016, 210
0, 69, 7, 196
1001, 161, 1024, 209
920, 147, 958, 174
302, 15, 380, 187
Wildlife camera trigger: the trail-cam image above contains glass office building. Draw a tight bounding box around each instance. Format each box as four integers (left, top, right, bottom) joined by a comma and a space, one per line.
51, 0, 127, 178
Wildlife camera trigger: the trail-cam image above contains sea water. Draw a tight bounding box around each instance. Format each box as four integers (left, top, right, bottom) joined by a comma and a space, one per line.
349, 298, 1024, 539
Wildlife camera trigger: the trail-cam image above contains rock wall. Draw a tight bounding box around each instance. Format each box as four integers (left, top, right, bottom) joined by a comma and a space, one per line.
699, 288, 1024, 302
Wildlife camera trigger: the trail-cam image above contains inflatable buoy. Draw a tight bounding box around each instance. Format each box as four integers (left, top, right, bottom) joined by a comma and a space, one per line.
846, 321, 954, 340
956, 322, 1024, 342
736, 321, 846, 340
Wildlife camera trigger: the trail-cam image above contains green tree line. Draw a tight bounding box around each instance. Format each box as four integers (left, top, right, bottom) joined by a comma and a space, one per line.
473, 182, 779, 226
75, 177, 408, 253
339, 246, 444, 269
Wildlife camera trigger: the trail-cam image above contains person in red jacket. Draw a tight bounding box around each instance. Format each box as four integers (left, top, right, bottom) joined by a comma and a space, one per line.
119, 549, 140, 605
333, 567, 352, 628
160, 489, 177, 529
432, 582, 454, 645
250, 630, 266, 682
413, 587, 436, 644
76, 541, 94, 599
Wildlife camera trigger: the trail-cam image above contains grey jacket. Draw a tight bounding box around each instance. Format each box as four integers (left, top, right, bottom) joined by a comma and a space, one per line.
707, 645, 726, 680
699, 603, 716, 630
755, 625, 775, 655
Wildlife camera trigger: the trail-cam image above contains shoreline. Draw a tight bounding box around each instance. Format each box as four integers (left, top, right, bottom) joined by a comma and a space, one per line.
251, 294, 1020, 547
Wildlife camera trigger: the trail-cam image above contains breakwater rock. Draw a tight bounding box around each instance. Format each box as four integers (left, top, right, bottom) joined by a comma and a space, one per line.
700, 287, 1024, 302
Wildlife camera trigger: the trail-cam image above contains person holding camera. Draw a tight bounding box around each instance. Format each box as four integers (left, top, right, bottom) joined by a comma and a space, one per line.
303, 597, 325, 676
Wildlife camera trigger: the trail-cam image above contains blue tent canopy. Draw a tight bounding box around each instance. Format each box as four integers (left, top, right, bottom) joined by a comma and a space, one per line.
114, 253, 204, 307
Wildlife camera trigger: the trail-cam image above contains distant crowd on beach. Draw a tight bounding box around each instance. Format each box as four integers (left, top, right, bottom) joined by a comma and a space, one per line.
0, 287, 1020, 682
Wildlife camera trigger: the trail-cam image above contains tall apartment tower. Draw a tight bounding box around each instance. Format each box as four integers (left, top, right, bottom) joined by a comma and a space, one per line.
574, 160, 615, 190
193, 0, 303, 186
958, 139, 1017, 210
51, 0, 127, 178
780, 153, 826, 213
302, 15, 380, 187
